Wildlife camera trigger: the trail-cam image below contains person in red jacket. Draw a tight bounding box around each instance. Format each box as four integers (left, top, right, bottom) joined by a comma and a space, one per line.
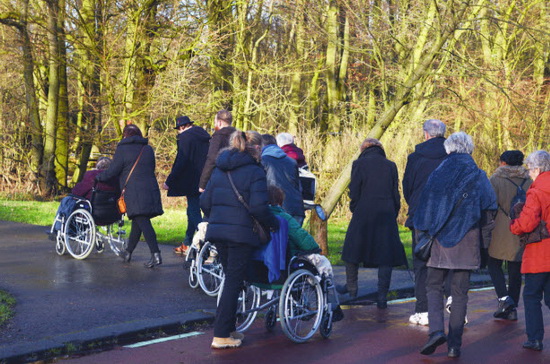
276, 132, 307, 168
510, 150, 550, 352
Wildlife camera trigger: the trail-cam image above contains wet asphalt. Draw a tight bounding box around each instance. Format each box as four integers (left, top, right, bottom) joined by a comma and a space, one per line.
0, 220, 491, 363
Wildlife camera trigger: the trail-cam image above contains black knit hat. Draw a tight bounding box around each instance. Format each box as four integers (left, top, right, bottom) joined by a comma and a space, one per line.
500, 150, 524, 166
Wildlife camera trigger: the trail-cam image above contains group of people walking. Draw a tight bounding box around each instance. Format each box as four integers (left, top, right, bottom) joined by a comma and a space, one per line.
343, 118, 550, 358
66, 112, 550, 355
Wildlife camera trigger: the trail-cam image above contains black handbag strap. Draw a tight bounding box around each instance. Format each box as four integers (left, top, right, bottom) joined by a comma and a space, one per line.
226, 171, 252, 212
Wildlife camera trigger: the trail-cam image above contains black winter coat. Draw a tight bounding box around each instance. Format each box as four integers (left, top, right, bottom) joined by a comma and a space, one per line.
402, 137, 447, 228
97, 136, 163, 219
261, 145, 305, 218
341, 146, 406, 267
200, 149, 279, 247
199, 126, 236, 190
165, 126, 210, 197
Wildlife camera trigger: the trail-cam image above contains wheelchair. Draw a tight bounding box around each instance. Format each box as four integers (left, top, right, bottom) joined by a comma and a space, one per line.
49, 193, 126, 260
186, 222, 224, 296
218, 255, 340, 343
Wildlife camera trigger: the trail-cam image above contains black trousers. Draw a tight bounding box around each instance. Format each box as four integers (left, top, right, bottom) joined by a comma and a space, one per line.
427, 268, 470, 349
127, 216, 160, 254
213, 242, 254, 338
487, 256, 522, 307
412, 230, 428, 312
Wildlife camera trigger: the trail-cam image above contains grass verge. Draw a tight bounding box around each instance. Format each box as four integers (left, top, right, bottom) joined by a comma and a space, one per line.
0, 198, 412, 266
0, 290, 15, 326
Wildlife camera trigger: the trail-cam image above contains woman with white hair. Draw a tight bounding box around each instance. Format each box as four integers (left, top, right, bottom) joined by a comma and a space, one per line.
510, 150, 550, 351
414, 132, 497, 358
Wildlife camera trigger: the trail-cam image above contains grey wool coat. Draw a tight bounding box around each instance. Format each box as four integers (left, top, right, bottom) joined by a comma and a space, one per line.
488, 165, 532, 262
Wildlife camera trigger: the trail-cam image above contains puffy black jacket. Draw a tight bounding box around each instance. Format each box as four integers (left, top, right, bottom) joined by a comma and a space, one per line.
200, 149, 279, 247
402, 137, 447, 228
261, 145, 304, 218
97, 136, 163, 219
165, 126, 210, 197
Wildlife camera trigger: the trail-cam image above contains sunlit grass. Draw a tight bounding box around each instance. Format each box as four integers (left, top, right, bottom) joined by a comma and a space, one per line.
0, 198, 413, 266
0, 290, 15, 327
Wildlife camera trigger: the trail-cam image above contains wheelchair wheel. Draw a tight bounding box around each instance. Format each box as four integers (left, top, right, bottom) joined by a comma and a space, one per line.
320, 311, 333, 339
55, 231, 66, 256
106, 223, 127, 257
216, 282, 260, 333
64, 209, 96, 260
265, 305, 277, 332
197, 242, 224, 296
189, 264, 199, 289
279, 269, 324, 343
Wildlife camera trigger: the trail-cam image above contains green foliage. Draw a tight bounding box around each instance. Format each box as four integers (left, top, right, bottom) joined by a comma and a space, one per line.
0, 290, 15, 326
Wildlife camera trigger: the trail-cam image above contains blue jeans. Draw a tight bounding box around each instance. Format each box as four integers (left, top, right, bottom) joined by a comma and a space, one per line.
184, 195, 202, 246
523, 272, 550, 341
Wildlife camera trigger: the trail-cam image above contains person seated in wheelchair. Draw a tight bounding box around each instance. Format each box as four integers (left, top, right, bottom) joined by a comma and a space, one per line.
50, 157, 118, 236
248, 186, 334, 284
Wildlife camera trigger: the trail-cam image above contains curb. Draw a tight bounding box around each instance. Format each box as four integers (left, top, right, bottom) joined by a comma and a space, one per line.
0, 310, 215, 364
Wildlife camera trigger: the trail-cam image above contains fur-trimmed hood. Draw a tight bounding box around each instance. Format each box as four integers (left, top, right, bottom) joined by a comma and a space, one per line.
492, 165, 529, 179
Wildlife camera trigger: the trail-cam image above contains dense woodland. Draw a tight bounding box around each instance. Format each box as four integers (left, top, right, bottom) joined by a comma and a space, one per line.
0, 0, 548, 222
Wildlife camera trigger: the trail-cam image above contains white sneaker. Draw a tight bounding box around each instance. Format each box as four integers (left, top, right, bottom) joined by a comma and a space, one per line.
409, 312, 421, 324
446, 296, 452, 313
417, 312, 429, 326
409, 312, 429, 326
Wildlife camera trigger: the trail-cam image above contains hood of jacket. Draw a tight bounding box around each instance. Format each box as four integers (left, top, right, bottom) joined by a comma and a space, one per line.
262, 144, 288, 159
216, 148, 258, 171
492, 165, 530, 179
179, 125, 210, 142
414, 137, 447, 160
119, 135, 148, 146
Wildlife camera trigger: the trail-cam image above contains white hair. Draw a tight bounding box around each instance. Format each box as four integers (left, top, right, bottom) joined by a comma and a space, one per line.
423, 119, 446, 138
444, 132, 474, 155
525, 150, 550, 172
276, 133, 294, 147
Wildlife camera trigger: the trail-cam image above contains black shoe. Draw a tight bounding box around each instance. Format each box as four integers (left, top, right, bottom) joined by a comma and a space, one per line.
377, 300, 388, 309
494, 297, 515, 318
505, 308, 518, 321
332, 306, 344, 322
523, 340, 543, 351
120, 250, 132, 263
420, 331, 447, 355
448, 347, 461, 358
144, 252, 162, 268
336, 284, 357, 298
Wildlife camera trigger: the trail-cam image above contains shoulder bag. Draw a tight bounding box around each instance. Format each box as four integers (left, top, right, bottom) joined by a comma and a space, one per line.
414, 192, 469, 261
117, 146, 145, 214
226, 171, 271, 245
512, 202, 550, 246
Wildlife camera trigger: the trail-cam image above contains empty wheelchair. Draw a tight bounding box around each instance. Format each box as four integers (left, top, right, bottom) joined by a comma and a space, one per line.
186, 222, 224, 296
50, 190, 126, 260
218, 255, 340, 343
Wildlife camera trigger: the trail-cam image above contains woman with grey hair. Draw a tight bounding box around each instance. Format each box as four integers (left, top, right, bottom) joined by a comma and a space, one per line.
72, 157, 117, 200
511, 150, 550, 351
414, 131, 497, 358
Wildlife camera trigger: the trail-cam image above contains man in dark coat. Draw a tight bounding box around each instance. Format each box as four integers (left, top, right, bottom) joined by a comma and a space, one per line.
402, 119, 447, 326
163, 116, 210, 254
260, 134, 305, 225
198, 109, 236, 192
339, 138, 407, 308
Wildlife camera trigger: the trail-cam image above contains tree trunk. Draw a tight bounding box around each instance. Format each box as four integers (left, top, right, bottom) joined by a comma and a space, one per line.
55, 0, 69, 189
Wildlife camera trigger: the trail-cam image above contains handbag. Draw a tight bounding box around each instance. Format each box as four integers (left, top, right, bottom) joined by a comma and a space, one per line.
414, 192, 469, 261
226, 171, 271, 245
513, 202, 550, 245
117, 146, 145, 214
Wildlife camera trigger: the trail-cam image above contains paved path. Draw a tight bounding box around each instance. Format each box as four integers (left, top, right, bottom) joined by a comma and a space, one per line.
0, 220, 491, 362
61, 289, 550, 364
